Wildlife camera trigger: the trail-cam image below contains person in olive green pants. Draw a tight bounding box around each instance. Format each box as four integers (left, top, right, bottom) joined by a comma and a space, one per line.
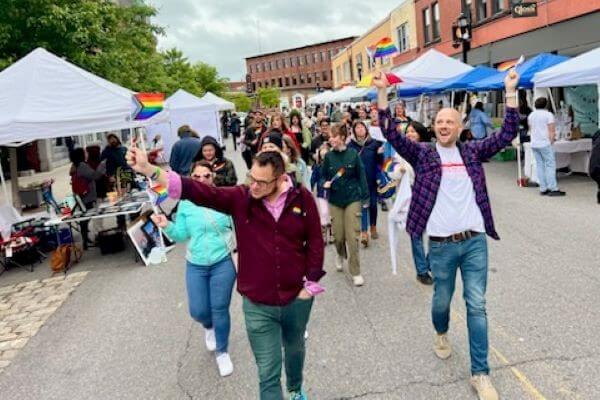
322, 124, 369, 286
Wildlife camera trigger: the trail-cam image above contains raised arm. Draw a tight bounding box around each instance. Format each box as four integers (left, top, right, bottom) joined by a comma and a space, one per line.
372, 72, 422, 166
126, 145, 243, 215
471, 68, 520, 160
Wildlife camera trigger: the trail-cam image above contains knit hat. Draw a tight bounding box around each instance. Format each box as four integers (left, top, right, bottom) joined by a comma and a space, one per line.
262, 132, 283, 151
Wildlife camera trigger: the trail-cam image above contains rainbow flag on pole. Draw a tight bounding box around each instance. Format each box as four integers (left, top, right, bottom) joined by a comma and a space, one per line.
133, 93, 164, 120
373, 37, 398, 59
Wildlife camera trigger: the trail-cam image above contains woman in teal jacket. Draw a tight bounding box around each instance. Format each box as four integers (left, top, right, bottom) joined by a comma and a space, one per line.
152, 160, 236, 377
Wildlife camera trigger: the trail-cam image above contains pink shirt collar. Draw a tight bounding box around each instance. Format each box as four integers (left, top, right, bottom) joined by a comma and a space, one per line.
262, 175, 293, 221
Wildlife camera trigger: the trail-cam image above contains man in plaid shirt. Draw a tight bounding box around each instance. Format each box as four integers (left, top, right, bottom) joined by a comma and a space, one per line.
374, 69, 520, 400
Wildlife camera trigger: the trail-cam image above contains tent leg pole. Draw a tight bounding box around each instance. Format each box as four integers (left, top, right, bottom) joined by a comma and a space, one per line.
9, 147, 20, 210
0, 162, 8, 204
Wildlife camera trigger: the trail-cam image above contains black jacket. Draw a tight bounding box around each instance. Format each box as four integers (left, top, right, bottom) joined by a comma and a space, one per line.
194, 136, 238, 186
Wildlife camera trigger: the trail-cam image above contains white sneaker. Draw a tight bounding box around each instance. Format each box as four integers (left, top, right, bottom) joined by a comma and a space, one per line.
205, 328, 216, 352
352, 275, 365, 286
434, 333, 452, 360
216, 352, 234, 377
335, 254, 344, 271
304, 330, 309, 340
470, 374, 498, 400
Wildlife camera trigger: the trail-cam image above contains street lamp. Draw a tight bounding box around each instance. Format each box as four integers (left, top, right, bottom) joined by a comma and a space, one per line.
452, 13, 472, 64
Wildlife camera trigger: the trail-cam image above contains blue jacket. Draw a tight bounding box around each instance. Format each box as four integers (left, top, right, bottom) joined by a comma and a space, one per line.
310, 164, 326, 198
348, 138, 384, 189
469, 108, 494, 140
169, 134, 202, 175
164, 200, 233, 266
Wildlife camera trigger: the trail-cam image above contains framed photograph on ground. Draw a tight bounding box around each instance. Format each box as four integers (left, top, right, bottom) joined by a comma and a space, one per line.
127, 212, 175, 266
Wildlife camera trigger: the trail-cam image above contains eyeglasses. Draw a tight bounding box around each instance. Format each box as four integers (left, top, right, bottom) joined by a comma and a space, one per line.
246, 172, 278, 188
192, 173, 212, 180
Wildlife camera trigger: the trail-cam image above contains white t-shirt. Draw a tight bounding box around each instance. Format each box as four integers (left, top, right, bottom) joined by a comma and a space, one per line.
528, 109, 555, 148
426, 144, 485, 237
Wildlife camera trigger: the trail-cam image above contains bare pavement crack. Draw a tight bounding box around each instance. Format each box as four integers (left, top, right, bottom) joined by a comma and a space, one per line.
176, 322, 195, 400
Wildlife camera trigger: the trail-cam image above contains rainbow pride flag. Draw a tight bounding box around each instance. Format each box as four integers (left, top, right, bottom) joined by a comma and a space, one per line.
373, 37, 398, 59
330, 167, 346, 183
133, 93, 164, 120
151, 183, 168, 205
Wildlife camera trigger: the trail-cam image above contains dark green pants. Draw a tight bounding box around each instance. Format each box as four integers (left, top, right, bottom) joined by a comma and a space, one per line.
243, 296, 314, 400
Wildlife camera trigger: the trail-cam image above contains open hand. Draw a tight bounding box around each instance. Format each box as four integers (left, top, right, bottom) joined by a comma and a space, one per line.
323, 181, 332, 189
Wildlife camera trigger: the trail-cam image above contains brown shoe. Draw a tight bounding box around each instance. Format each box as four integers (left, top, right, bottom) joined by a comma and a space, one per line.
360, 232, 369, 247
434, 333, 452, 359
370, 226, 379, 240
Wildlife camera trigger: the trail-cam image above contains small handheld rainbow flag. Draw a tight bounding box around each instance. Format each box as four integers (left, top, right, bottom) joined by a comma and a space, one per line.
150, 183, 168, 205
133, 93, 164, 121
382, 159, 396, 174
373, 37, 398, 59
330, 167, 346, 183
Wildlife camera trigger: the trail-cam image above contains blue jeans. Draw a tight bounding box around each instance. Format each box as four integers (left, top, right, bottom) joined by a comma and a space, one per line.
429, 234, 489, 375
410, 236, 430, 275
361, 188, 378, 231
532, 145, 558, 192
186, 257, 236, 353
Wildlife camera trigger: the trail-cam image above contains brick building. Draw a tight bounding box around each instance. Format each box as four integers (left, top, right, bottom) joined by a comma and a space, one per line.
245, 37, 356, 110
414, 0, 600, 66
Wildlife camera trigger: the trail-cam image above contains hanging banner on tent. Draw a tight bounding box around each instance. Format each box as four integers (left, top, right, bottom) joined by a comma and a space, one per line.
133, 93, 165, 120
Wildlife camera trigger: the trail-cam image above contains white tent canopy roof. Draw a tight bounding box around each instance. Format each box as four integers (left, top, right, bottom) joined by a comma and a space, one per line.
392, 49, 473, 87
0, 47, 167, 146
167, 89, 218, 111
532, 46, 600, 88
199, 92, 235, 111
307, 90, 333, 105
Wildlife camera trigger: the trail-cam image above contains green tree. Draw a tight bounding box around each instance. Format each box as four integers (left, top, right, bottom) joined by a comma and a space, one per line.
257, 87, 281, 108
193, 62, 229, 96
224, 93, 252, 112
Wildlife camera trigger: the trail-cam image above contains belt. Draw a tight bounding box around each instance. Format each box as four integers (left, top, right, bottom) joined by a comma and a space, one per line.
429, 230, 481, 243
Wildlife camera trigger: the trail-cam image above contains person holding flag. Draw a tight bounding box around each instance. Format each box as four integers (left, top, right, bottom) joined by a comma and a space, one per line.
374, 67, 520, 400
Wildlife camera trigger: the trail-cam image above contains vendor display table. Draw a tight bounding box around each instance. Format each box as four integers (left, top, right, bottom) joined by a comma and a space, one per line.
524, 139, 592, 184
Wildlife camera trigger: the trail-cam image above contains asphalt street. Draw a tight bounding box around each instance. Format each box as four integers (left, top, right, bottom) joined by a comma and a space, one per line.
0, 146, 598, 400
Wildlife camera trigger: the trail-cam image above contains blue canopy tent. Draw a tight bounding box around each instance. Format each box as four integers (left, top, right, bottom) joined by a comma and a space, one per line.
467, 53, 569, 91
426, 66, 498, 93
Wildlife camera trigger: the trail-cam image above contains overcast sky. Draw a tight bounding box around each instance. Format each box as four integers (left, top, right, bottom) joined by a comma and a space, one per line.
149, 0, 403, 81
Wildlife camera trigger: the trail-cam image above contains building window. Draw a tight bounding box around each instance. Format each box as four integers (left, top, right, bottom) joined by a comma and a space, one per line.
476, 0, 488, 21
328, 49, 333, 59
300, 74, 305, 84
492, 0, 504, 14
292, 76, 297, 85
278, 77, 283, 87
336, 66, 341, 84
355, 53, 363, 79
307, 74, 312, 84
290, 57, 295, 67
432, 3, 440, 40
271, 78, 276, 86
258, 82, 262, 88
343, 61, 351, 82
296, 56, 301, 66
322, 71, 328, 81
423, 8, 431, 44
264, 80, 268, 87
285, 77, 290, 86
313, 53, 318, 63
304, 54, 308, 65
396, 23, 410, 53
320, 51, 325, 62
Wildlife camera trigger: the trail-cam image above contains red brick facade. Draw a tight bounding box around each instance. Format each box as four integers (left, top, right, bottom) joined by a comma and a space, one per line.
245, 37, 356, 95
414, 0, 599, 62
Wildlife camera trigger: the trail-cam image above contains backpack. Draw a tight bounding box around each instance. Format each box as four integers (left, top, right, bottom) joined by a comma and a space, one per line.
50, 244, 82, 273
70, 170, 89, 197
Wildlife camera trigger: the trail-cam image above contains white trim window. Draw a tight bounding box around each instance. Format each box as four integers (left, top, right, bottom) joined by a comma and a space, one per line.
396, 22, 410, 53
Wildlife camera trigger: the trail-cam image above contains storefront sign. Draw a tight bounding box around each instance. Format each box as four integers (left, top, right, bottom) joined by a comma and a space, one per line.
511, 2, 538, 18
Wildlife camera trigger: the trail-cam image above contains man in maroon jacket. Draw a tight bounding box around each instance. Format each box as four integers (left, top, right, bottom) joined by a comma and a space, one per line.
127, 148, 325, 400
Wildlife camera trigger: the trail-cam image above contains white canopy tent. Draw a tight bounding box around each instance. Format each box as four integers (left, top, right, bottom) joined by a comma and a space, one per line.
533, 46, 600, 128
0, 47, 168, 207
147, 89, 220, 160
392, 49, 473, 87
0, 48, 167, 146
307, 90, 333, 105
326, 86, 372, 103
199, 92, 235, 112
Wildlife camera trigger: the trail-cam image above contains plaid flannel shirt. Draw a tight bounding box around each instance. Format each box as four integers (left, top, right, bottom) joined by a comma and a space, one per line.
379, 107, 520, 240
